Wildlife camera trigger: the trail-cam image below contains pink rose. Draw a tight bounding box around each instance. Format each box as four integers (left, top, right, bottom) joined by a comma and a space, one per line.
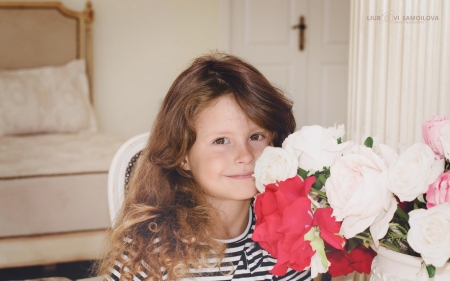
422, 116, 450, 159
426, 171, 450, 208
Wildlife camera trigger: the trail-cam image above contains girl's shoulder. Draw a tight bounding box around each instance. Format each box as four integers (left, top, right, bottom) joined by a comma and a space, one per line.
108, 205, 311, 281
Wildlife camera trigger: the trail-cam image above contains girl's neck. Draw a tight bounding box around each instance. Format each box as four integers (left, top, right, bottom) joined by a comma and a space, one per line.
210, 198, 251, 240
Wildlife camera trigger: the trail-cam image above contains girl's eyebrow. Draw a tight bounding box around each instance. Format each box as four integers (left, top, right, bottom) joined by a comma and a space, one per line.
203, 130, 232, 136
204, 128, 266, 135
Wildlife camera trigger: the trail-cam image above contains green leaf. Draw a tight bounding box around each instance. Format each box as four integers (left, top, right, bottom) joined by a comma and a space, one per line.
426, 264, 436, 278
297, 167, 308, 180
396, 206, 409, 221
346, 238, 360, 253
337, 137, 342, 144
364, 137, 373, 148
312, 180, 324, 190
318, 174, 327, 185
413, 197, 427, 209
310, 187, 327, 197
305, 227, 328, 269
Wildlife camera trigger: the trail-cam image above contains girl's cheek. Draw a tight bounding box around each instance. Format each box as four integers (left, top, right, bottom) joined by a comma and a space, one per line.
210, 144, 232, 153
252, 140, 270, 149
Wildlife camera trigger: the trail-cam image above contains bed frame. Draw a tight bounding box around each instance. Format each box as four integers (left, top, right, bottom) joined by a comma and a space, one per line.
0, 1, 94, 102
0, 1, 106, 269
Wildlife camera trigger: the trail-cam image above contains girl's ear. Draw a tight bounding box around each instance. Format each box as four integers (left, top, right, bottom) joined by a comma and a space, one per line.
181, 156, 191, 170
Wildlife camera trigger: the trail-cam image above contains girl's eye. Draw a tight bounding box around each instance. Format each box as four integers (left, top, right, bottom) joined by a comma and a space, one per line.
213, 138, 229, 144
250, 134, 265, 141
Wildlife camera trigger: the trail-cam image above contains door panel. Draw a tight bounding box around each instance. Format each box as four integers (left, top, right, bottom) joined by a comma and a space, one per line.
229, 0, 350, 129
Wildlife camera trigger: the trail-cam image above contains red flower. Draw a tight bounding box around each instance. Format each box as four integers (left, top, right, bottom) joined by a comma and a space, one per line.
253, 176, 315, 276
326, 249, 354, 277
348, 244, 376, 274
313, 207, 346, 250
275, 196, 314, 274
326, 244, 376, 277
253, 185, 284, 256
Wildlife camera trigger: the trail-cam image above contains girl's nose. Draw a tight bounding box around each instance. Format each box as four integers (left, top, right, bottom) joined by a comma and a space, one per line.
235, 142, 254, 164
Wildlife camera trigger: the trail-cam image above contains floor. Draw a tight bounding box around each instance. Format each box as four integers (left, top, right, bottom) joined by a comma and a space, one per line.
0, 260, 96, 281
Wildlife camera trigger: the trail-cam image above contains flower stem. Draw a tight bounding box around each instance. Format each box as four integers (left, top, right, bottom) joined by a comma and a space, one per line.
396, 206, 409, 221
380, 241, 408, 254
353, 235, 406, 253
354, 234, 371, 242
310, 187, 326, 197
389, 223, 409, 235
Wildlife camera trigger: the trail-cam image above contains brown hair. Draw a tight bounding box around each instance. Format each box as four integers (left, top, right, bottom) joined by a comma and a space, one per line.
97, 52, 296, 280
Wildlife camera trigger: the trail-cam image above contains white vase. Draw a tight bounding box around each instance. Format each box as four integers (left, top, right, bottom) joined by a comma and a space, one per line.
370, 247, 450, 281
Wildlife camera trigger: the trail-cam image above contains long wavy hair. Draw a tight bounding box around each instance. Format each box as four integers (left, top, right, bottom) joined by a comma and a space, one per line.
97, 52, 296, 280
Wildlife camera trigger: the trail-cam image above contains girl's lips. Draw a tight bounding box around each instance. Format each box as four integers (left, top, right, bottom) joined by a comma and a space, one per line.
226, 172, 254, 179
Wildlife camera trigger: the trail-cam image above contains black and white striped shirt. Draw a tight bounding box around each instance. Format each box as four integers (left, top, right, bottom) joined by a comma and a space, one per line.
109, 207, 311, 281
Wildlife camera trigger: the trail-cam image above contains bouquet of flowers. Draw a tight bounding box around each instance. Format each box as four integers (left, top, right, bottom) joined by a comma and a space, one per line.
252, 116, 450, 279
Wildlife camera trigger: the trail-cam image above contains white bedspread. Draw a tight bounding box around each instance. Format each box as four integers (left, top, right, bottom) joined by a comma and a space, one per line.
0, 132, 125, 237
0, 132, 124, 179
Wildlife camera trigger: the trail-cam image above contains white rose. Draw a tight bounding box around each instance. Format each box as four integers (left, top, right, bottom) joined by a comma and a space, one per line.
325, 145, 392, 239
407, 202, 450, 267
387, 143, 445, 202
334, 124, 345, 140
378, 143, 399, 167
440, 124, 450, 160
370, 196, 398, 247
282, 125, 353, 173
253, 146, 299, 193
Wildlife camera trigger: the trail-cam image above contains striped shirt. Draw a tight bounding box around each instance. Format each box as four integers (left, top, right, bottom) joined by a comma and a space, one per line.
109, 207, 311, 281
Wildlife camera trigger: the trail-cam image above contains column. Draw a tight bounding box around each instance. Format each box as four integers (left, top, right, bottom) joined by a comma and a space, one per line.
347, 0, 450, 153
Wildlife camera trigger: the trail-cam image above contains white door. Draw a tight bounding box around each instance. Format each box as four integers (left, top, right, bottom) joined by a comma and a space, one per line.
226, 0, 350, 128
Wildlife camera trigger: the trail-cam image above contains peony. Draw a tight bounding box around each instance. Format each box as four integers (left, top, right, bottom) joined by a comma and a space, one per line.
345, 245, 376, 274
252, 176, 316, 275
386, 143, 444, 202
302, 207, 345, 278
326, 245, 376, 277
422, 116, 450, 159
313, 207, 346, 250
282, 125, 353, 173
407, 203, 450, 267
326, 249, 354, 277
275, 194, 314, 274
441, 123, 450, 160
325, 145, 392, 239
253, 146, 298, 193
426, 171, 450, 208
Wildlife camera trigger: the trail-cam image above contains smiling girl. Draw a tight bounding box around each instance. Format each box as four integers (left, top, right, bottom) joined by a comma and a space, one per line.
98, 53, 311, 281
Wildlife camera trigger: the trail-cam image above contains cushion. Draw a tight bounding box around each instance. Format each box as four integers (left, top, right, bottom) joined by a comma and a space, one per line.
0, 59, 97, 136
0, 133, 125, 178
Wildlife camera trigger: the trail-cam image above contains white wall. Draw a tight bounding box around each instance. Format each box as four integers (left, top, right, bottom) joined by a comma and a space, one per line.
15, 0, 221, 140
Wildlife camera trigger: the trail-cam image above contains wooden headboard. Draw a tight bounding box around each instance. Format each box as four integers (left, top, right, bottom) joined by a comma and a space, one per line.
0, 1, 94, 102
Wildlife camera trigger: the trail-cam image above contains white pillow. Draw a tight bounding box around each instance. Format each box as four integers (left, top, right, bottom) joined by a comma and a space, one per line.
0, 59, 97, 136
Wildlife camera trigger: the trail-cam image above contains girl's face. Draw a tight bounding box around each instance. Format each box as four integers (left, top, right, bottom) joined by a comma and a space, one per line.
184, 95, 270, 203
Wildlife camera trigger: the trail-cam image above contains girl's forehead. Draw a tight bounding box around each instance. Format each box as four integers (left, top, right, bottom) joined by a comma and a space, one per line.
194, 96, 263, 133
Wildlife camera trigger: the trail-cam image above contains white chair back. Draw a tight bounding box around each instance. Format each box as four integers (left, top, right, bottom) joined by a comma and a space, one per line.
107, 132, 150, 223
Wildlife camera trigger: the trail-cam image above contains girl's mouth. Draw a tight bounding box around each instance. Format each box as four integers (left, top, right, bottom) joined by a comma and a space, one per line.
226, 172, 254, 179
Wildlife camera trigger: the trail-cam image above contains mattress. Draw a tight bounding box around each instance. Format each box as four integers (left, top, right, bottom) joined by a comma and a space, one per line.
0, 132, 124, 238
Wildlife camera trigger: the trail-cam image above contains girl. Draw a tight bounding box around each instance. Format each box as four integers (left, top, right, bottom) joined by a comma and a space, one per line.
98, 53, 311, 281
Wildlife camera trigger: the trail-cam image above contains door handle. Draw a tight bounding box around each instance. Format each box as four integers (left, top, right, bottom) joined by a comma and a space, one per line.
292, 16, 307, 51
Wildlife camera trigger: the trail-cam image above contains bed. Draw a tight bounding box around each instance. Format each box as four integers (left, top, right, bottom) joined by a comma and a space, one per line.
0, 1, 124, 268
